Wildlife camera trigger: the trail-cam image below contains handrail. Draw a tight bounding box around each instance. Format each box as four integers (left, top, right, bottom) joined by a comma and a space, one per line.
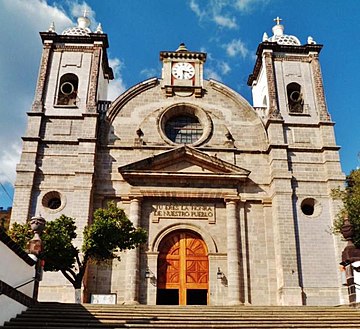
13, 277, 37, 291
0, 277, 36, 297
0, 280, 37, 307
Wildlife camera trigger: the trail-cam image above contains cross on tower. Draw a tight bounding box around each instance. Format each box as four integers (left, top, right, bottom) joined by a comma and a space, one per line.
83, 8, 89, 17
274, 16, 282, 25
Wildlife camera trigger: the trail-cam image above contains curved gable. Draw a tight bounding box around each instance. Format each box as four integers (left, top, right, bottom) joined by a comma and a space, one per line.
105, 78, 268, 151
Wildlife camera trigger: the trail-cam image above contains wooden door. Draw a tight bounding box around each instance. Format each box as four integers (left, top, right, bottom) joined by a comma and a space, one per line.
157, 231, 208, 305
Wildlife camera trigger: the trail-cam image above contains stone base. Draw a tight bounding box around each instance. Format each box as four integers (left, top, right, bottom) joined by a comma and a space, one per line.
278, 287, 303, 306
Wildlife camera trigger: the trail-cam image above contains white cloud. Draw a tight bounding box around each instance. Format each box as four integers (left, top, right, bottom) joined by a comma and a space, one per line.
189, 0, 269, 29
213, 15, 237, 29
234, 0, 270, 12
140, 68, 158, 79
188, 0, 238, 30
108, 58, 126, 101
204, 68, 222, 81
218, 61, 231, 75
189, 0, 204, 19
224, 39, 249, 58
69, 1, 100, 30
0, 143, 22, 185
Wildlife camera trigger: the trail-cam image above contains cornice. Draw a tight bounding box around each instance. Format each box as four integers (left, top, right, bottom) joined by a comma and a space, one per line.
248, 42, 323, 86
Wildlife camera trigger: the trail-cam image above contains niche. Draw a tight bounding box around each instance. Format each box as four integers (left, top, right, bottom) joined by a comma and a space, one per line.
287, 82, 303, 113
57, 73, 78, 106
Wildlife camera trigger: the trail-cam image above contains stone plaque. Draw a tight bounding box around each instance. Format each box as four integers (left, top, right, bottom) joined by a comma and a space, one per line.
152, 202, 215, 223
90, 293, 117, 304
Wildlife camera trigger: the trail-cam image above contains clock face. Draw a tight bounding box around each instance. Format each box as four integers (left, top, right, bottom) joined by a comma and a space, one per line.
172, 62, 195, 80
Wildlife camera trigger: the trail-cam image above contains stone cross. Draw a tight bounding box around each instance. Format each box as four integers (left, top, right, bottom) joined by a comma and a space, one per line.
274, 16, 282, 25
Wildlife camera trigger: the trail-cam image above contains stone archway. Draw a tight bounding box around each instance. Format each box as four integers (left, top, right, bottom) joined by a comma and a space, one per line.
156, 230, 209, 305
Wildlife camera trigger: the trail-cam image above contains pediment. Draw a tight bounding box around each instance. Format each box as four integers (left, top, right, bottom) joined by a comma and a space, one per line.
118, 146, 250, 187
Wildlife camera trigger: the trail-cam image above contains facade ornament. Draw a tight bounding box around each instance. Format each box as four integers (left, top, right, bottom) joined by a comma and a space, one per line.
95, 23, 103, 34
340, 217, 360, 303
27, 215, 46, 256
262, 32, 268, 42
307, 36, 316, 44
48, 22, 56, 33
266, 17, 301, 46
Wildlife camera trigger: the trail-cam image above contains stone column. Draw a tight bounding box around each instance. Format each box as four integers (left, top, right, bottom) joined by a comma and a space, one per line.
125, 197, 142, 304
226, 199, 242, 305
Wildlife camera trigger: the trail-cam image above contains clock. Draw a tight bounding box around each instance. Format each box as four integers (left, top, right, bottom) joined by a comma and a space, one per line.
172, 62, 195, 80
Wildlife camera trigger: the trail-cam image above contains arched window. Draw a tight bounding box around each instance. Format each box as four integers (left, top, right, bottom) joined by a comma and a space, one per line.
287, 82, 303, 113
57, 73, 78, 106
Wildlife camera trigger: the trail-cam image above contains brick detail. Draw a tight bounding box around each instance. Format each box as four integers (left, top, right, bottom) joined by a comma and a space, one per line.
87, 46, 102, 113
264, 52, 282, 120
310, 54, 331, 121
32, 43, 52, 112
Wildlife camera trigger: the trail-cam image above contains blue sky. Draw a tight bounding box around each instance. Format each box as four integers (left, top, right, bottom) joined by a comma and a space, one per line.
0, 0, 359, 209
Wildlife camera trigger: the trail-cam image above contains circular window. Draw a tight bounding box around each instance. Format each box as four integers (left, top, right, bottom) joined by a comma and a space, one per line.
159, 103, 212, 146
300, 198, 322, 217
165, 115, 203, 144
42, 191, 65, 213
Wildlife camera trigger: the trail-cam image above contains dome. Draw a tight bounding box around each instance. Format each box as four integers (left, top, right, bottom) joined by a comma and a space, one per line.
268, 34, 301, 46
62, 15, 92, 36
264, 17, 301, 46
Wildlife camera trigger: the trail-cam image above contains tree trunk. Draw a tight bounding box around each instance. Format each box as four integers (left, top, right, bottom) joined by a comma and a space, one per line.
75, 288, 82, 304
73, 276, 83, 304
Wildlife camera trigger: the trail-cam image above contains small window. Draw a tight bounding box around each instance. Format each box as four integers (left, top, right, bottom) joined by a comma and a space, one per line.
165, 115, 203, 144
42, 191, 65, 213
287, 82, 303, 113
300, 198, 322, 217
57, 73, 78, 106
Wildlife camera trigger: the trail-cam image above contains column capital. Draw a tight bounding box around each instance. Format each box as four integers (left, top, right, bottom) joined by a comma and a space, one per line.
129, 195, 143, 202
224, 195, 240, 204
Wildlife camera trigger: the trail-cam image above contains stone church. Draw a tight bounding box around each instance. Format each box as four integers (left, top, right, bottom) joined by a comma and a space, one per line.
11, 14, 346, 306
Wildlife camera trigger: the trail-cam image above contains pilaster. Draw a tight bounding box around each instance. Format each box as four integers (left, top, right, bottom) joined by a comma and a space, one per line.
32, 41, 53, 112
309, 53, 330, 121
226, 198, 242, 305
124, 197, 142, 303
86, 44, 102, 113
263, 51, 282, 120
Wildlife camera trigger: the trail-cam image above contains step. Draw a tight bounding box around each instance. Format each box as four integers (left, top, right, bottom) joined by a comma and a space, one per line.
4, 303, 360, 329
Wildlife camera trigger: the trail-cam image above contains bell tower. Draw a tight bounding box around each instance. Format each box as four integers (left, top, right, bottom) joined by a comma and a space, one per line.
247, 18, 345, 305
11, 13, 113, 228
248, 17, 330, 123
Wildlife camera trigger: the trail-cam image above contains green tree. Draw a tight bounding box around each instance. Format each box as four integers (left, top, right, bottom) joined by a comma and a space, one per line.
332, 168, 360, 246
9, 202, 147, 299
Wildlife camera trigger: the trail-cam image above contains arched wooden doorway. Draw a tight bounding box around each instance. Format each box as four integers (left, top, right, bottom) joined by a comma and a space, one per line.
157, 230, 209, 305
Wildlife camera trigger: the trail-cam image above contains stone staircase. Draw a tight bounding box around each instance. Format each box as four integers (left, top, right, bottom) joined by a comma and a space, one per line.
3, 303, 360, 328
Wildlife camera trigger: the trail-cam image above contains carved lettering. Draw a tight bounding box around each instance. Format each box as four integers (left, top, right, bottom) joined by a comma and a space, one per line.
152, 203, 215, 223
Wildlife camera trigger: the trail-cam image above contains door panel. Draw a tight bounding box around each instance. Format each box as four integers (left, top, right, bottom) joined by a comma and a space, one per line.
157, 231, 208, 305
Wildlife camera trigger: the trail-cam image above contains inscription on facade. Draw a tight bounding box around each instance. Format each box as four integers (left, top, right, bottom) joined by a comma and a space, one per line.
152, 203, 215, 223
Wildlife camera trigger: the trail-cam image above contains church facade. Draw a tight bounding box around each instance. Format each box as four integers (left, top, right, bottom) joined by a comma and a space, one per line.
11, 15, 346, 306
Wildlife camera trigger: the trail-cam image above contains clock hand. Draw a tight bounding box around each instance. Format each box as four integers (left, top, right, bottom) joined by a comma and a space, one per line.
182, 70, 189, 78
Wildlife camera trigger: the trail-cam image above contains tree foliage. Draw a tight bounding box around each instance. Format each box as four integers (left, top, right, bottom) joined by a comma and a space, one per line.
9, 202, 147, 290
333, 168, 360, 246
83, 202, 146, 261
